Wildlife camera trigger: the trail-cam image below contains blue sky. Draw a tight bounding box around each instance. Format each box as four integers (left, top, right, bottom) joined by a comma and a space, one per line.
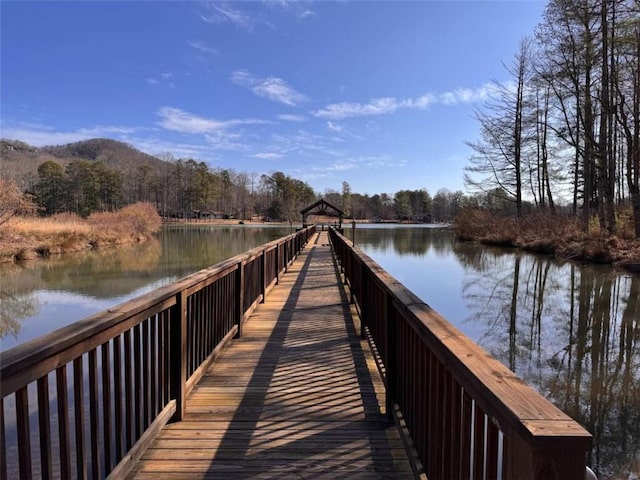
1, 1, 546, 195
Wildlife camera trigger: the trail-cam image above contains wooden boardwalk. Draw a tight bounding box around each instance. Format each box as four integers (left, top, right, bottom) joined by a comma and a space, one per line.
129, 231, 414, 479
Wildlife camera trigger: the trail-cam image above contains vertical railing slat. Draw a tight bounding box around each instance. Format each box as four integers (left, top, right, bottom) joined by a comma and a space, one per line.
101, 341, 112, 472
36, 376, 52, 479
15, 387, 31, 479
0, 398, 6, 480
88, 348, 101, 479
472, 403, 485, 480
170, 290, 187, 421
150, 316, 158, 419
133, 324, 142, 439
73, 357, 87, 479
56, 366, 71, 479
236, 262, 245, 338
142, 320, 150, 430
486, 418, 500, 480
124, 329, 133, 450
113, 335, 124, 462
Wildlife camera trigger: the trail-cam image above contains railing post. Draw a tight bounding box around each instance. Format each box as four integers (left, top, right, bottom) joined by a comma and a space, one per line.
284, 242, 289, 271
275, 245, 280, 285
169, 290, 187, 422
385, 293, 396, 421
260, 250, 266, 303
359, 262, 366, 339
350, 257, 356, 304
236, 261, 245, 338
505, 434, 590, 480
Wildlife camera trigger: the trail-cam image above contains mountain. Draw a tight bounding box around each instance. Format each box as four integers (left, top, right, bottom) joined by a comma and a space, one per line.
1, 138, 167, 189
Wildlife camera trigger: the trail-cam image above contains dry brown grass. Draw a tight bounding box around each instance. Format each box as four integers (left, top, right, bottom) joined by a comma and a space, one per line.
454, 208, 640, 272
0, 202, 161, 262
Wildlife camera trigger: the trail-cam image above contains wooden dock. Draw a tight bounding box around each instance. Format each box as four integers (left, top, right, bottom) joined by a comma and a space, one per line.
129, 231, 414, 479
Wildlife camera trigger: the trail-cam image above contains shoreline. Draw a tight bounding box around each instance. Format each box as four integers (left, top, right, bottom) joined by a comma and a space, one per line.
4, 214, 639, 274
0, 203, 162, 264
0, 218, 302, 263
453, 210, 640, 275
0, 232, 157, 263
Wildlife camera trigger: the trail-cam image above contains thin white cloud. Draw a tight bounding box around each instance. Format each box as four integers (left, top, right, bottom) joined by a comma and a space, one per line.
0, 120, 240, 161
270, 130, 344, 157
204, 131, 250, 152
310, 154, 406, 175
0, 123, 140, 146
231, 69, 308, 106
157, 107, 227, 134
125, 137, 214, 160
252, 152, 283, 160
313, 83, 498, 120
156, 107, 268, 134
313, 97, 401, 119
201, 3, 255, 30
313, 160, 358, 172
264, 0, 315, 19
146, 72, 175, 88
326, 121, 342, 132
278, 114, 306, 122
188, 40, 219, 55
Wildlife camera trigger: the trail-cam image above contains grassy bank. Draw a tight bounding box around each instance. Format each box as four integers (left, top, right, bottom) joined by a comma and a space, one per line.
454, 209, 640, 273
0, 202, 162, 263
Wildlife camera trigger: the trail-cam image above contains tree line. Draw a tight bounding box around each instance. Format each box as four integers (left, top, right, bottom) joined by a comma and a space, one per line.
465, 0, 640, 237
26, 155, 478, 223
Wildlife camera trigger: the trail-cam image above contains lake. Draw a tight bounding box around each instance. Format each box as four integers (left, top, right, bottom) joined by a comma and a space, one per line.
1, 224, 638, 479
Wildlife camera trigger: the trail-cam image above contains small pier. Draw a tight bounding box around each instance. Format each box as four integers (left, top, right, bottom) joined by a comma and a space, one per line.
129, 231, 412, 478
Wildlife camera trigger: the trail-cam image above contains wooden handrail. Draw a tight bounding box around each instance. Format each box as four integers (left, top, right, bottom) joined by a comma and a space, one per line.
0, 225, 316, 480
329, 227, 592, 480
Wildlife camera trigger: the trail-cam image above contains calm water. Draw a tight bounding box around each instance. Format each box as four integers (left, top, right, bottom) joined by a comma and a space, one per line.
1, 224, 638, 479
0, 224, 294, 352
345, 224, 639, 480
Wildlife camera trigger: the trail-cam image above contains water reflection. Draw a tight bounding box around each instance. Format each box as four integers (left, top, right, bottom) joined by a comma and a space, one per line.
349, 225, 640, 480
0, 225, 292, 350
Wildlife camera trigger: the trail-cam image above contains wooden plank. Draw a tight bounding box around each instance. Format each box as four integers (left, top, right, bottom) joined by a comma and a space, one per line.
129, 231, 413, 479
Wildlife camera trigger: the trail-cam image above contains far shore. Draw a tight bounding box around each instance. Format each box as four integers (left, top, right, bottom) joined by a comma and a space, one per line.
4, 210, 639, 275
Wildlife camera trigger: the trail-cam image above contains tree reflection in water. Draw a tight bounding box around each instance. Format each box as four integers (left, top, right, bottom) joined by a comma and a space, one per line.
351, 225, 640, 480
0, 225, 292, 347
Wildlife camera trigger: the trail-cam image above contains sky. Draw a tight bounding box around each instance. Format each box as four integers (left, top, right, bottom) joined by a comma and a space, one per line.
1, 0, 547, 196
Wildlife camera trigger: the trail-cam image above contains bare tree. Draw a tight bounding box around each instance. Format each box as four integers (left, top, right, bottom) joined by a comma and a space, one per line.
465, 38, 534, 217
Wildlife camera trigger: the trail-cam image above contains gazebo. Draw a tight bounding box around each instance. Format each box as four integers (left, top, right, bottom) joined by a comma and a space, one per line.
300, 199, 344, 229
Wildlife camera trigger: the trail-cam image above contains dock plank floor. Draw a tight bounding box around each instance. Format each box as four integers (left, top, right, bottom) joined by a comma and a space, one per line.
129, 231, 413, 479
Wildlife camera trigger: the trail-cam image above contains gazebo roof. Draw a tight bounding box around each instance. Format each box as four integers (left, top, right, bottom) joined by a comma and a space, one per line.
300, 199, 344, 216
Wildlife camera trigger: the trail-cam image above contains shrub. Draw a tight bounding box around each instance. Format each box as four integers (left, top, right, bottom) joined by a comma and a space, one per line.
453, 208, 495, 240
88, 202, 161, 237
0, 178, 38, 226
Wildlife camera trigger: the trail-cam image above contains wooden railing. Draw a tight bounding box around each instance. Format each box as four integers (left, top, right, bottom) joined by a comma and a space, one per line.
329, 228, 592, 480
0, 226, 315, 480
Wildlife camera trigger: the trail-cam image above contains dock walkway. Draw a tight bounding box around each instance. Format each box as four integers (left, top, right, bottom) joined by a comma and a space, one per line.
129, 231, 414, 479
